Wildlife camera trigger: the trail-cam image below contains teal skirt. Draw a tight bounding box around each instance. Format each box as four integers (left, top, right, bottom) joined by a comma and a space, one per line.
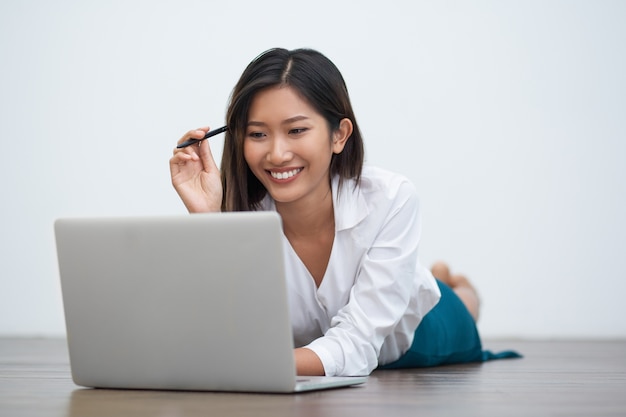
380, 279, 520, 369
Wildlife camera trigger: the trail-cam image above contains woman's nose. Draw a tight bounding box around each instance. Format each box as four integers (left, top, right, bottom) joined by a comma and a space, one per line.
266, 136, 293, 164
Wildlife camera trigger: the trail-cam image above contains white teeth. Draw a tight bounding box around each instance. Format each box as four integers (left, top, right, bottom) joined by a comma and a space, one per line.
270, 168, 302, 179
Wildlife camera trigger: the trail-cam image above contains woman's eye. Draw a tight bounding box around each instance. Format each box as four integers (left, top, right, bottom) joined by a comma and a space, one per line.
247, 132, 266, 139
289, 128, 308, 135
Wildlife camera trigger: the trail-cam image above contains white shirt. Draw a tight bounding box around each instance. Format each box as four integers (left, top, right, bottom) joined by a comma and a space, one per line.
262, 165, 441, 376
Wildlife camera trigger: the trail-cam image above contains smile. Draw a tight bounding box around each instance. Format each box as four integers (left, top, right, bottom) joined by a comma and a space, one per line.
269, 168, 302, 180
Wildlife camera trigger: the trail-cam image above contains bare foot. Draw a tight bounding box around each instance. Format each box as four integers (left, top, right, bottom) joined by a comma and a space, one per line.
430, 261, 480, 322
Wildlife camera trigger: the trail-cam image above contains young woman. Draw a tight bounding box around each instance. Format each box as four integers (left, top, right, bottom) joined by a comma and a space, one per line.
169, 48, 517, 377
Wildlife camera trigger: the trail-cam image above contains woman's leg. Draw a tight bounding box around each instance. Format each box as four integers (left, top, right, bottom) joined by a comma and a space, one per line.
379, 262, 521, 370
430, 261, 480, 322
379, 276, 483, 369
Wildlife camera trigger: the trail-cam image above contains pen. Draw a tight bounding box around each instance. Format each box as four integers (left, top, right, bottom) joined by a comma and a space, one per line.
176, 125, 228, 148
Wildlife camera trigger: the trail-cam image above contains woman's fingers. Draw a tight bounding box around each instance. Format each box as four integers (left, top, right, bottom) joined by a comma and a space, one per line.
169, 150, 197, 170
175, 127, 209, 148
173, 128, 209, 157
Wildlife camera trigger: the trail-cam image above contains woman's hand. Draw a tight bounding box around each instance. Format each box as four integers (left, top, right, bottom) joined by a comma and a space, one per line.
169, 127, 223, 213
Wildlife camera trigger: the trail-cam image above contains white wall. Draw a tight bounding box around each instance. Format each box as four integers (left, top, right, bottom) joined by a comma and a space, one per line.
1, 0, 624, 338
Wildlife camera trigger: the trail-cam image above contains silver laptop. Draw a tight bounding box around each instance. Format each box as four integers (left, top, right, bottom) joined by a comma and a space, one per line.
54, 212, 366, 393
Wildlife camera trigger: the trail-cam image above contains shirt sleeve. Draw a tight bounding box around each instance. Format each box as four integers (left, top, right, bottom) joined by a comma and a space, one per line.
304, 177, 422, 376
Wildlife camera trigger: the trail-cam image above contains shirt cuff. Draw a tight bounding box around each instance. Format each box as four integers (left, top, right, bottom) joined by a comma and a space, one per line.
304, 340, 339, 377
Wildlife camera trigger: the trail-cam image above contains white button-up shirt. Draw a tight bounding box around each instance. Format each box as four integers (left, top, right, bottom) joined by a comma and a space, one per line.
262, 165, 440, 376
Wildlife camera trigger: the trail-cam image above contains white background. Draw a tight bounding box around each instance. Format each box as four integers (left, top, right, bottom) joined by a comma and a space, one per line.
1, 0, 624, 338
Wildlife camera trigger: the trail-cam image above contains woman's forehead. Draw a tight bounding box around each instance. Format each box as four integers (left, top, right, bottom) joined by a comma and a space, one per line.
247, 86, 321, 125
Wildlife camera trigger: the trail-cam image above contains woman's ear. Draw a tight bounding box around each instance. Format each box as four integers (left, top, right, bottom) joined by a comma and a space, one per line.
332, 118, 353, 154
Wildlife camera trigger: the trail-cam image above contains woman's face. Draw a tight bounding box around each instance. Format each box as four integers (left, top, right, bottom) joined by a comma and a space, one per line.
243, 86, 346, 209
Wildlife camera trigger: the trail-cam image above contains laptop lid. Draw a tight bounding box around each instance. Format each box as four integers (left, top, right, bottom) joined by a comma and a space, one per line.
55, 212, 365, 392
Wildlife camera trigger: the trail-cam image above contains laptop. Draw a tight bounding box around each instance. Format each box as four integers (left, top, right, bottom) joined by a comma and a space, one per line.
54, 212, 367, 393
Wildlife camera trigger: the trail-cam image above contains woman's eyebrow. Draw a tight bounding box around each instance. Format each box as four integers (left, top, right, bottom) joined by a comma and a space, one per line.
247, 115, 310, 128
247, 121, 266, 127
282, 115, 310, 124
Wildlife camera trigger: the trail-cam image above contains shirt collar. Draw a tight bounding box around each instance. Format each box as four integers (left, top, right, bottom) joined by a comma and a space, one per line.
332, 174, 369, 232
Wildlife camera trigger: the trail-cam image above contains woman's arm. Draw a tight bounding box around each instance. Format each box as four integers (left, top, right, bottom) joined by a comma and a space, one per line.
294, 348, 325, 376
303, 174, 435, 377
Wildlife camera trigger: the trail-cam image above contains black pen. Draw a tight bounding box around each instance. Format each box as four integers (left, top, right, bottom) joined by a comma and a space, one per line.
176, 125, 228, 148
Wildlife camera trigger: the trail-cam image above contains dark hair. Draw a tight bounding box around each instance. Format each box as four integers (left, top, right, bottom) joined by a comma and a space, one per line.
221, 48, 365, 212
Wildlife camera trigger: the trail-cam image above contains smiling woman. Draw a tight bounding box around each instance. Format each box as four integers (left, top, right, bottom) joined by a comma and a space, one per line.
243, 86, 352, 209
169, 48, 519, 377
218, 48, 364, 213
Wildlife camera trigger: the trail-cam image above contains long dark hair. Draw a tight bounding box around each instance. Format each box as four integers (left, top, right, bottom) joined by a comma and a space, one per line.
221, 48, 365, 211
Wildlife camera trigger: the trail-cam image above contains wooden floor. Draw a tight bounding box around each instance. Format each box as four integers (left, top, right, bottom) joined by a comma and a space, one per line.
1, 338, 625, 417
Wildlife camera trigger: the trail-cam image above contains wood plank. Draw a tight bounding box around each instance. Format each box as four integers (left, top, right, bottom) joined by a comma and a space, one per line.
1, 338, 625, 416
